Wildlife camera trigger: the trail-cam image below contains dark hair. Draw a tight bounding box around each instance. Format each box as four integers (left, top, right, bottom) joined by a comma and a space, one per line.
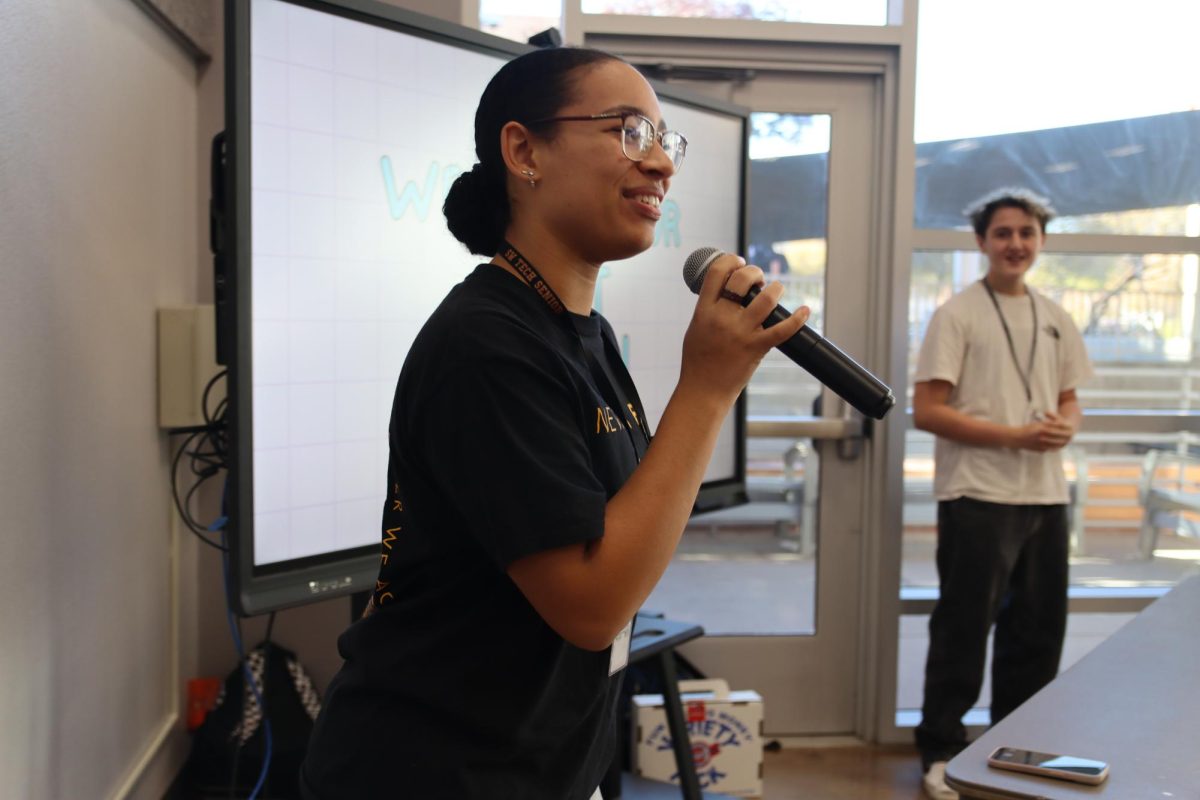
965, 187, 1056, 237
443, 47, 622, 256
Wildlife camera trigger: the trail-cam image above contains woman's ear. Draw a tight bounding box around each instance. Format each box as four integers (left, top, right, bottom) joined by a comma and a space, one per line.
499, 121, 538, 185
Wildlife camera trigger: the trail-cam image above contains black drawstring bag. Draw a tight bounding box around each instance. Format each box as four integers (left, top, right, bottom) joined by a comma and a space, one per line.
177, 642, 322, 800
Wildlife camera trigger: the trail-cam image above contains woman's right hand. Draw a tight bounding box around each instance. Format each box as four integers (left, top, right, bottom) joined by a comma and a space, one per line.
508, 256, 812, 651
678, 253, 810, 407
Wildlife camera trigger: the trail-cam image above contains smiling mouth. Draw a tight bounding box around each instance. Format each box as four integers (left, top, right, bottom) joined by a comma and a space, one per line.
626, 192, 663, 220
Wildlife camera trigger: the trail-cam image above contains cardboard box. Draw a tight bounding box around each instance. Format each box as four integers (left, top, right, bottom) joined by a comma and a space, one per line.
631, 679, 764, 797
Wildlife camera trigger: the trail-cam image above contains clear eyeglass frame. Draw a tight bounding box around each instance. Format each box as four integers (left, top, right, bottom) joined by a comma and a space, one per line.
527, 112, 688, 172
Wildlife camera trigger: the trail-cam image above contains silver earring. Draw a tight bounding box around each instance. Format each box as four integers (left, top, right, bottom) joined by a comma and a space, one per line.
521, 168, 537, 188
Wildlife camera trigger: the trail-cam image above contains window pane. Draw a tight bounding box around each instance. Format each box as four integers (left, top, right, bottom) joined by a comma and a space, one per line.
916, 0, 1200, 142
643, 112, 833, 638
914, 0, 1200, 235
913, 119, 1200, 235
582, 0, 887, 26
903, 245, 1200, 715
747, 113, 831, 418
479, 0, 560, 44
910, 250, 1200, 410
1055, 206, 1200, 237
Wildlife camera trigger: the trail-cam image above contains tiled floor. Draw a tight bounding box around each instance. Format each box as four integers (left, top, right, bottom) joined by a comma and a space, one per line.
761, 743, 926, 800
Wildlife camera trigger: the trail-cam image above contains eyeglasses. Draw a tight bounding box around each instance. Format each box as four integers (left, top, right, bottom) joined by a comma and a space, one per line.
528, 112, 688, 172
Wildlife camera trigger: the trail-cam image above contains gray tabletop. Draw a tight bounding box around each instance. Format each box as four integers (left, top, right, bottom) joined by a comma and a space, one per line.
945, 575, 1200, 799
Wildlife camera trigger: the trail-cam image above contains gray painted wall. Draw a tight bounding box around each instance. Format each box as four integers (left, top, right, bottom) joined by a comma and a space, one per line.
0, 0, 474, 796
1, 0, 199, 795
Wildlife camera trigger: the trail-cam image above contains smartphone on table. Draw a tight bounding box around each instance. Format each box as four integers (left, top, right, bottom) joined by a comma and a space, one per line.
987, 746, 1109, 785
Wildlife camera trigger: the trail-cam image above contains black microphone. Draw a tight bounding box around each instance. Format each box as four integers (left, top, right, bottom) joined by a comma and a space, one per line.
683, 247, 895, 420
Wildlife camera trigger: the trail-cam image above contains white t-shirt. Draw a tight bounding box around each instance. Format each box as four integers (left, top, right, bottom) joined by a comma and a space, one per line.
914, 281, 1093, 504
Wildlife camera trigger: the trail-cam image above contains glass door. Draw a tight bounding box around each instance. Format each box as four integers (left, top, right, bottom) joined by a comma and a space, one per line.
642, 71, 889, 735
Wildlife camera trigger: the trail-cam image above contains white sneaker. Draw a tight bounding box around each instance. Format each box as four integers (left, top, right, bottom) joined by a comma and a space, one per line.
923, 761, 959, 800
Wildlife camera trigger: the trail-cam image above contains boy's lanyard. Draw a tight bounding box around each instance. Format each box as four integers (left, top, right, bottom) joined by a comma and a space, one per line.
499, 241, 651, 460
981, 278, 1038, 405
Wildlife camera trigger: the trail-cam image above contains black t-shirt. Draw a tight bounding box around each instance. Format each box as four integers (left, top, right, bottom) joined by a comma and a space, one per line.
302, 264, 651, 799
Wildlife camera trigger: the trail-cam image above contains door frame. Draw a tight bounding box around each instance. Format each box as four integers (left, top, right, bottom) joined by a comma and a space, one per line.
564, 23, 914, 740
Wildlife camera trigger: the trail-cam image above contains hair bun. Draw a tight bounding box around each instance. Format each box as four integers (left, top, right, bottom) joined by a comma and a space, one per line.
444, 163, 505, 256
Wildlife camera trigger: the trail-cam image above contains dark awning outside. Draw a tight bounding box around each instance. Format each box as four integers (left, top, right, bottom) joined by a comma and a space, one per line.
749, 109, 1200, 242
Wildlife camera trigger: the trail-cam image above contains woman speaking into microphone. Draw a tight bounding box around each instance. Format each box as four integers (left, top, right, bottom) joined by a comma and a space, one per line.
300, 45, 808, 800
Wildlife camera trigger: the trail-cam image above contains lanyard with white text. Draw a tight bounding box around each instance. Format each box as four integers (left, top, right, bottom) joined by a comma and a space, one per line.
499, 241, 651, 458
981, 278, 1038, 404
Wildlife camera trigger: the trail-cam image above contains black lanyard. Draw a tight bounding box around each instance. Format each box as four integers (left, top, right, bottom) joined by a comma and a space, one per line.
499, 241, 651, 460
981, 278, 1038, 404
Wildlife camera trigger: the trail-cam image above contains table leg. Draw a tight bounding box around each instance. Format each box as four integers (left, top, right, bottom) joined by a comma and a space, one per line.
657, 651, 702, 800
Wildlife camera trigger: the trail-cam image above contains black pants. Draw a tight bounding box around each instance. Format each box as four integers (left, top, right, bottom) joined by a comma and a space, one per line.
915, 497, 1069, 768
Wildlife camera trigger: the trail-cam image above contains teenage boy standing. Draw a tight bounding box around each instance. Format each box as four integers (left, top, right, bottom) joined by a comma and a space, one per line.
912, 189, 1093, 800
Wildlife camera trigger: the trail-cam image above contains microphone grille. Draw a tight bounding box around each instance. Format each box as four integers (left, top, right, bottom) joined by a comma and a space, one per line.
682, 247, 724, 294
